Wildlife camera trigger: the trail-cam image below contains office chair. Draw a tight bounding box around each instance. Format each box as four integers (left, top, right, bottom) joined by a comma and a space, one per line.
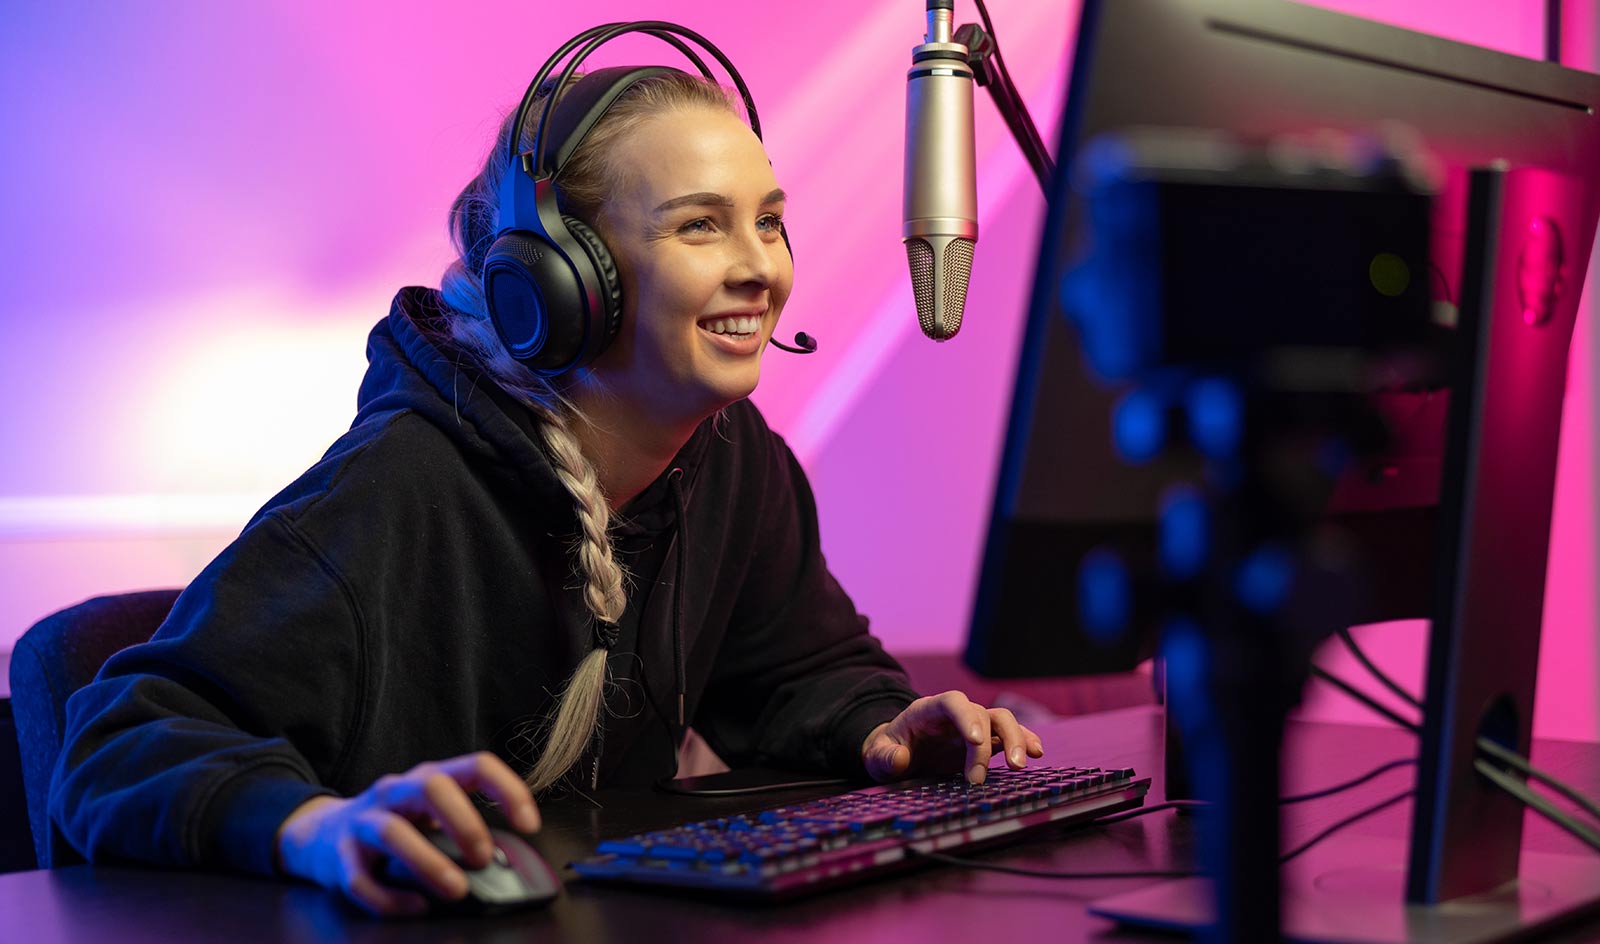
9, 589, 182, 868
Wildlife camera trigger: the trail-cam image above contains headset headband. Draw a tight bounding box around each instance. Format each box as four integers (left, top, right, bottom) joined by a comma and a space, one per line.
504, 21, 764, 184
483, 22, 797, 376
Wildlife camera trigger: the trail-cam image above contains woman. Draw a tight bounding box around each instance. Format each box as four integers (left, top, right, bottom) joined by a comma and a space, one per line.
51, 50, 1043, 917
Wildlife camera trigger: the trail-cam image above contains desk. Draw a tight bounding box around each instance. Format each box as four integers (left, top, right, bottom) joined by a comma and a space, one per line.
4, 707, 1599, 943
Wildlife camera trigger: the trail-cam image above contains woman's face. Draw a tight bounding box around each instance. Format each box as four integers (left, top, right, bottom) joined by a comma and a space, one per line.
581, 104, 794, 426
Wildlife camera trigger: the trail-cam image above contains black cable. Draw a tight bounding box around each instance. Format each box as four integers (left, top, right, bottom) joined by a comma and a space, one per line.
1309, 665, 1422, 733
1280, 757, 1417, 805
1330, 636, 1600, 828
914, 757, 1415, 880
1318, 652, 1600, 864
1475, 759, 1600, 853
1279, 789, 1415, 865
968, 0, 1056, 188
904, 847, 1195, 880
1094, 799, 1205, 825
970, 0, 1024, 119
653, 773, 850, 797
913, 784, 1420, 880
1476, 737, 1600, 825
1336, 628, 1421, 709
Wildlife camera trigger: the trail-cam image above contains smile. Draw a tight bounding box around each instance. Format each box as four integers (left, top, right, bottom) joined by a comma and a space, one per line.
698, 314, 762, 335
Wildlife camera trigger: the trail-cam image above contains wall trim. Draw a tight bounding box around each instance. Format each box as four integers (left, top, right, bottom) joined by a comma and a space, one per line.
0, 494, 266, 541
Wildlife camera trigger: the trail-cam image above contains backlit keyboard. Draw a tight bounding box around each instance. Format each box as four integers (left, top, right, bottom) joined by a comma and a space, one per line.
573, 765, 1152, 899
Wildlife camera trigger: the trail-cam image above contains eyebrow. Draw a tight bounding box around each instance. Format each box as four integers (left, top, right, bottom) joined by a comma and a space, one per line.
653, 188, 787, 215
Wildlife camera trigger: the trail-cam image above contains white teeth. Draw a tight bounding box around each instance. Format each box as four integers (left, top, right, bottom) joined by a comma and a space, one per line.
700, 315, 761, 335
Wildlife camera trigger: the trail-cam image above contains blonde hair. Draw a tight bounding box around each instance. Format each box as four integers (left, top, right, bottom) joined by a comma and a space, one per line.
434, 70, 739, 793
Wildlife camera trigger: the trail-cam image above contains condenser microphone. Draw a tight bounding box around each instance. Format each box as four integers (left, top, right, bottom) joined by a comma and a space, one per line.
904, 0, 978, 341
769, 332, 818, 354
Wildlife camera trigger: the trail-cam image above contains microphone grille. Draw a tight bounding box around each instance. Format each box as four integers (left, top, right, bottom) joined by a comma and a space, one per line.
941, 238, 974, 337
907, 239, 938, 335
906, 237, 974, 340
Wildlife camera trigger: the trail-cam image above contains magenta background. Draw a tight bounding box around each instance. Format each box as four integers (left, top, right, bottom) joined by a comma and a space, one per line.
0, 2, 1594, 737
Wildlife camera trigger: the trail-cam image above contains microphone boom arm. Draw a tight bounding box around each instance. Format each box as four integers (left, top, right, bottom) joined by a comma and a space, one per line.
955, 22, 1054, 194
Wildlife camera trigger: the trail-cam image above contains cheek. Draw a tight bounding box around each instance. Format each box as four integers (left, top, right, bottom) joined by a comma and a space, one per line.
775, 264, 796, 310
629, 267, 716, 348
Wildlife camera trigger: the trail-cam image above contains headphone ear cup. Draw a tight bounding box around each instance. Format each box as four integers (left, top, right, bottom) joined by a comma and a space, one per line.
483, 229, 561, 364
562, 215, 624, 351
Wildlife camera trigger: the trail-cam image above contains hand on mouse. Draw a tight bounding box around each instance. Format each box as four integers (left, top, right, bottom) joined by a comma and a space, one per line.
861, 690, 1044, 785
273, 751, 541, 917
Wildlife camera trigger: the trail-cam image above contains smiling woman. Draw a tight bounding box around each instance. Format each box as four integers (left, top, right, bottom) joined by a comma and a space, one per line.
47, 23, 1040, 919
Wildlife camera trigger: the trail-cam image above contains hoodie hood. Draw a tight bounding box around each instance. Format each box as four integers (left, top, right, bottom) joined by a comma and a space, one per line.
354, 286, 710, 537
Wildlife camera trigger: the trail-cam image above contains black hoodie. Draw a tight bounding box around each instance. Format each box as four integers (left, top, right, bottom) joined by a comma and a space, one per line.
50, 287, 918, 877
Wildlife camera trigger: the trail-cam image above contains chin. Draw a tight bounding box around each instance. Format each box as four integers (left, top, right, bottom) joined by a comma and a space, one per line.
704, 365, 761, 411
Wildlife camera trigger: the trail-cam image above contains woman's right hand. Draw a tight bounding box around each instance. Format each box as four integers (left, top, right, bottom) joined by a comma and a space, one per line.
273, 752, 541, 917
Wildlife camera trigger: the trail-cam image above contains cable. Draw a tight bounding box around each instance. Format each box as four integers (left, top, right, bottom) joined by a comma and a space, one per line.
1280, 757, 1417, 805
968, 0, 1056, 188
653, 773, 850, 797
1475, 737, 1600, 825
1309, 665, 1422, 733
1279, 789, 1415, 864
913, 785, 1419, 879
1336, 628, 1421, 709
1474, 759, 1600, 853
992, 757, 1415, 844
904, 847, 1195, 880
1318, 646, 1600, 857
1094, 799, 1206, 825
1329, 636, 1600, 828
916, 756, 1415, 880
970, 0, 1023, 115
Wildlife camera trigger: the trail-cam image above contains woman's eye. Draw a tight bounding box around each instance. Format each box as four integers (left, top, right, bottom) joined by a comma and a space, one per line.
680, 218, 714, 234
758, 214, 784, 232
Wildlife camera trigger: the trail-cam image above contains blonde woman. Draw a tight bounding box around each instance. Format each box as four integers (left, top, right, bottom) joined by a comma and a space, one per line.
53, 39, 1043, 917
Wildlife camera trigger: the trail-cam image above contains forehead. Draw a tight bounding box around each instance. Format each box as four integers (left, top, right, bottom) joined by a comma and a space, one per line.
608, 106, 779, 206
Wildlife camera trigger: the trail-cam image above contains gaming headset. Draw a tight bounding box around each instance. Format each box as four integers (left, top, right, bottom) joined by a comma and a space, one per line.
482, 21, 811, 377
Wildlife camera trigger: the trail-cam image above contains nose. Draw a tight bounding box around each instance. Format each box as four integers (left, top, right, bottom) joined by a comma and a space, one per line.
726, 222, 780, 289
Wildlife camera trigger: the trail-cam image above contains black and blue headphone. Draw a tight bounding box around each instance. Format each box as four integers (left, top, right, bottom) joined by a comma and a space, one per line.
482, 21, 814, 377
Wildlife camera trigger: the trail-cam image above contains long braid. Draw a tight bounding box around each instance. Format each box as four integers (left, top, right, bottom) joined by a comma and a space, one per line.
538, 420, 627, 623
521, 417, 627, 794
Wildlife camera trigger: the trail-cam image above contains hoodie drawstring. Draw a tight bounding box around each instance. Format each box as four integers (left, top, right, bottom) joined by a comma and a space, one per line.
666, 468, 690, 731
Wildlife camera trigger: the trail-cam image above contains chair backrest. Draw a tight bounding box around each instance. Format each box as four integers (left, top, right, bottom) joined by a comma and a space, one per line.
9, 589, 182, 868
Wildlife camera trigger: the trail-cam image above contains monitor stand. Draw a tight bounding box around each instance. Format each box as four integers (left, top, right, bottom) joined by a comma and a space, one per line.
1089, 834, 1600, 943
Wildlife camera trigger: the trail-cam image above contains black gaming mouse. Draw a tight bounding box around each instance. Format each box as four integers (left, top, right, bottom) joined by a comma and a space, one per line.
383, 828, 562, 914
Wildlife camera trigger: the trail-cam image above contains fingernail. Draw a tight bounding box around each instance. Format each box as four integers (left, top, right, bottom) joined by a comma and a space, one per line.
968, 763, 987, 784
517, 804, 541, 832
1010, 747, 1023, 766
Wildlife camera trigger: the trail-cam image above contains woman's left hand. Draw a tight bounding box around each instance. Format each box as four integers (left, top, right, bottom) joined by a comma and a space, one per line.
861, 690, 1044, 784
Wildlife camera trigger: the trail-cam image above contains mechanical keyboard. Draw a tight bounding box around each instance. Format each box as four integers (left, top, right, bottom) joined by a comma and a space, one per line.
573, 764, 1152, 899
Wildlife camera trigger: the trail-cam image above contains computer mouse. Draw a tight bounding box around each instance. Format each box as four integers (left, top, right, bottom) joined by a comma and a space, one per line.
382, 827, 562, 914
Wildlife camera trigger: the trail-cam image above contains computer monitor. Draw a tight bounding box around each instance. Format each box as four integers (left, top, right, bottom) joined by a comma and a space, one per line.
966, 0, 1600, 937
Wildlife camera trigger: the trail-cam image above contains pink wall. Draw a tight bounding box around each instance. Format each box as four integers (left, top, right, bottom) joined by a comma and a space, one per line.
1, 2, 1594, 738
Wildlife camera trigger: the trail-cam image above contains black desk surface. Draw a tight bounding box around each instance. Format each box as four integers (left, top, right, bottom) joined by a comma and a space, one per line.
5, 706, 1599, 943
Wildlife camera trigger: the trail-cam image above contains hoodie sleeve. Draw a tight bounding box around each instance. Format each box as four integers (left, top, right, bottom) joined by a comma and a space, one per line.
49, 511, 356, 877
695, 430, 919, 780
